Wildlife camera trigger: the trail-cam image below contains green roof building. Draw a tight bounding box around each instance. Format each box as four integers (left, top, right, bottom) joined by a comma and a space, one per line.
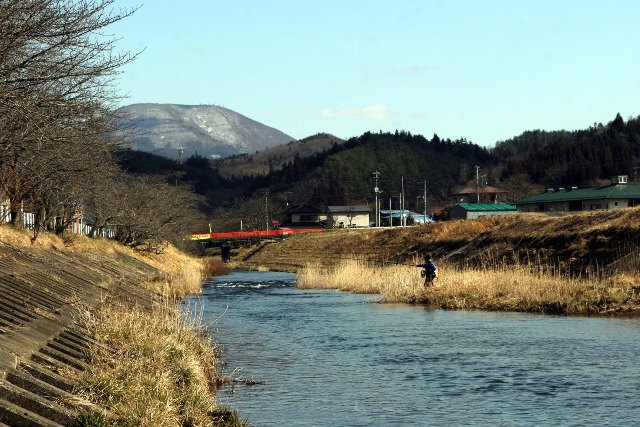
449, 203, 518, 220
513, 175, 640, 214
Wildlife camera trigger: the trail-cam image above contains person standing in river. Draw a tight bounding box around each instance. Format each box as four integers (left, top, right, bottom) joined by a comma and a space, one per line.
416, 254, 438, 287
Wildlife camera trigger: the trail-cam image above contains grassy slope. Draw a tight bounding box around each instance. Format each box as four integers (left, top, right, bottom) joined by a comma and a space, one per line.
0, 227, 242, 426
235, 209, 640, 316
234, 208, 640, 277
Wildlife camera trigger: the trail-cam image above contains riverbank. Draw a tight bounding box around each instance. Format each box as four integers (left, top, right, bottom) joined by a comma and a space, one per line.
235, 209, 640, 316
297, 259, 640, 315
0, 226, 242, 426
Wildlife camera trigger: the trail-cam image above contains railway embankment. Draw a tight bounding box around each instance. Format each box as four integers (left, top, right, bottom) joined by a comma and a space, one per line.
0, 228, 234, 426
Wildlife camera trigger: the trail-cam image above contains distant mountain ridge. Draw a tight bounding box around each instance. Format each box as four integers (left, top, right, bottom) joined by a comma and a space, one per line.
116, 103, 295, 159
217, 133, 344, 178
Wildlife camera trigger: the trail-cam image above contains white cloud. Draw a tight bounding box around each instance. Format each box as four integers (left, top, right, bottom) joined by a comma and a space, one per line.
319, 104, 392, 121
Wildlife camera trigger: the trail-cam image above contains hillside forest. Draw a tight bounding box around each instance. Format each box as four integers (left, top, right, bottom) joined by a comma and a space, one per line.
121, 113, 640, 232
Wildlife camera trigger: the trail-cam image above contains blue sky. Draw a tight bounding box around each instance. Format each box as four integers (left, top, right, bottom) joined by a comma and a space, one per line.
111, 0, 640, 146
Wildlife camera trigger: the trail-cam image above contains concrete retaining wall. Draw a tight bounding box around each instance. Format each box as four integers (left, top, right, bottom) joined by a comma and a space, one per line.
0, 240, 162, 426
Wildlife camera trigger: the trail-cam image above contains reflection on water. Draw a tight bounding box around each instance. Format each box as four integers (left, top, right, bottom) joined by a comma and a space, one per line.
182, 270, 640, 426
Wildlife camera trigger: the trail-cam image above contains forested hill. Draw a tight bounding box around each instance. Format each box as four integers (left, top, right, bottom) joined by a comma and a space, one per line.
495, 113, 640, 186
285, 131, 494, 206
116, 131, 494, 213
117, 113, 640, 230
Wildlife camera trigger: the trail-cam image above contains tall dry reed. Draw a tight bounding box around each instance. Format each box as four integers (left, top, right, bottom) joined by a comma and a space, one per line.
297, 259, 405, 294
297, 260, 640, 315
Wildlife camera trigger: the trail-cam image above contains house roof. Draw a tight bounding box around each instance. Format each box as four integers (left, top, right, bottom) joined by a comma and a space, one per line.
513, 184, 640, 205
328, 205, 370, 213
285, 204, 323, 214
453, 203, 517, 212
380, 209, 410, 218
450, 185, 508, 196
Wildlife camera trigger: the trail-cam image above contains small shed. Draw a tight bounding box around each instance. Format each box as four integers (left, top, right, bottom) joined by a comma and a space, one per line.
449, 203, 517, 220
327, 205, 370, 228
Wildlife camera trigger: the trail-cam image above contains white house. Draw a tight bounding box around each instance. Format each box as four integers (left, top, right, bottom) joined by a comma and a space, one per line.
327, 205, 370, 228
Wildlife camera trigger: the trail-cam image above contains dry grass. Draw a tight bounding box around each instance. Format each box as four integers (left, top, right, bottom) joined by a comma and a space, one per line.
72, 302, 244, 426
135, 244, 207, 298
0, 225, 242, 425
0, 224, 61, 248
203, 258, 230, 278
237, 208, 640, 277
297, 260, 640, 316
297, 259, 410, 294
0, 225, 209, 298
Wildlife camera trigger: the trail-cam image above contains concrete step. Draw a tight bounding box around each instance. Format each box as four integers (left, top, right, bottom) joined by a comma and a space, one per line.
51, 336, 87, 357
6, 369, 78, 407
37, 347, 87, 372
0, 240, 182, 426
0, 299, 38, 323
0, 318, 13, 330
0, 311, 26, 328
19, 362, 75, 394
60, 329, 113, 354
0, 397, 63, 426
0, 398, 62, 427
0, 281, 61, 312
30, 352, 82, 375
45, 340, 87, 362
58, 331, 92, 349
20, 273, 74, 301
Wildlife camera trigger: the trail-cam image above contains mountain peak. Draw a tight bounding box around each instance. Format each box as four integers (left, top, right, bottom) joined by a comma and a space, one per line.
116, 103, 295, 159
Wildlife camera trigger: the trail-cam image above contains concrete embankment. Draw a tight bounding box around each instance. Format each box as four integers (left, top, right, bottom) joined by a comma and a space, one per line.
0, 235, 164, 426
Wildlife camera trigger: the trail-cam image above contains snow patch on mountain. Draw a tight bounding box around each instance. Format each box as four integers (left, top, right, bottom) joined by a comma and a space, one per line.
116, 103, 295, 159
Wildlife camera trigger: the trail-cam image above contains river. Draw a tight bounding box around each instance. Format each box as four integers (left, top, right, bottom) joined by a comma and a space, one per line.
182, 270, 640, 426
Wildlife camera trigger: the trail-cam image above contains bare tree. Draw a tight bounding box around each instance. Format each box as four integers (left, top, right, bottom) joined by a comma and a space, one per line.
90, 176, 206, 251
0, 0, 137, 234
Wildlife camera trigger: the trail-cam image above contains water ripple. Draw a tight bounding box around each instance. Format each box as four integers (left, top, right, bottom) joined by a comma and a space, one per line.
183, 271, 640, 426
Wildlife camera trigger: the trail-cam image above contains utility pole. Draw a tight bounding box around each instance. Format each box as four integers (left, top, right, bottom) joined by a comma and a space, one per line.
401, 175, 405, 226
264, 189, 270, 230
373, 171, 380, 227
423, 180, 428, 221
475, 166, 481, 203
481, 175, 489, 202
389, 198, 393, 227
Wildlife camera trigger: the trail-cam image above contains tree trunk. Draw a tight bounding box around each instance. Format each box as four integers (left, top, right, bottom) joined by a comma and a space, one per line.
9, 196, 22, 228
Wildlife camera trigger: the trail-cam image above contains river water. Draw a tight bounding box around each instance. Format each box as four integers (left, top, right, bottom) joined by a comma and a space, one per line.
182, 270, 640, 426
